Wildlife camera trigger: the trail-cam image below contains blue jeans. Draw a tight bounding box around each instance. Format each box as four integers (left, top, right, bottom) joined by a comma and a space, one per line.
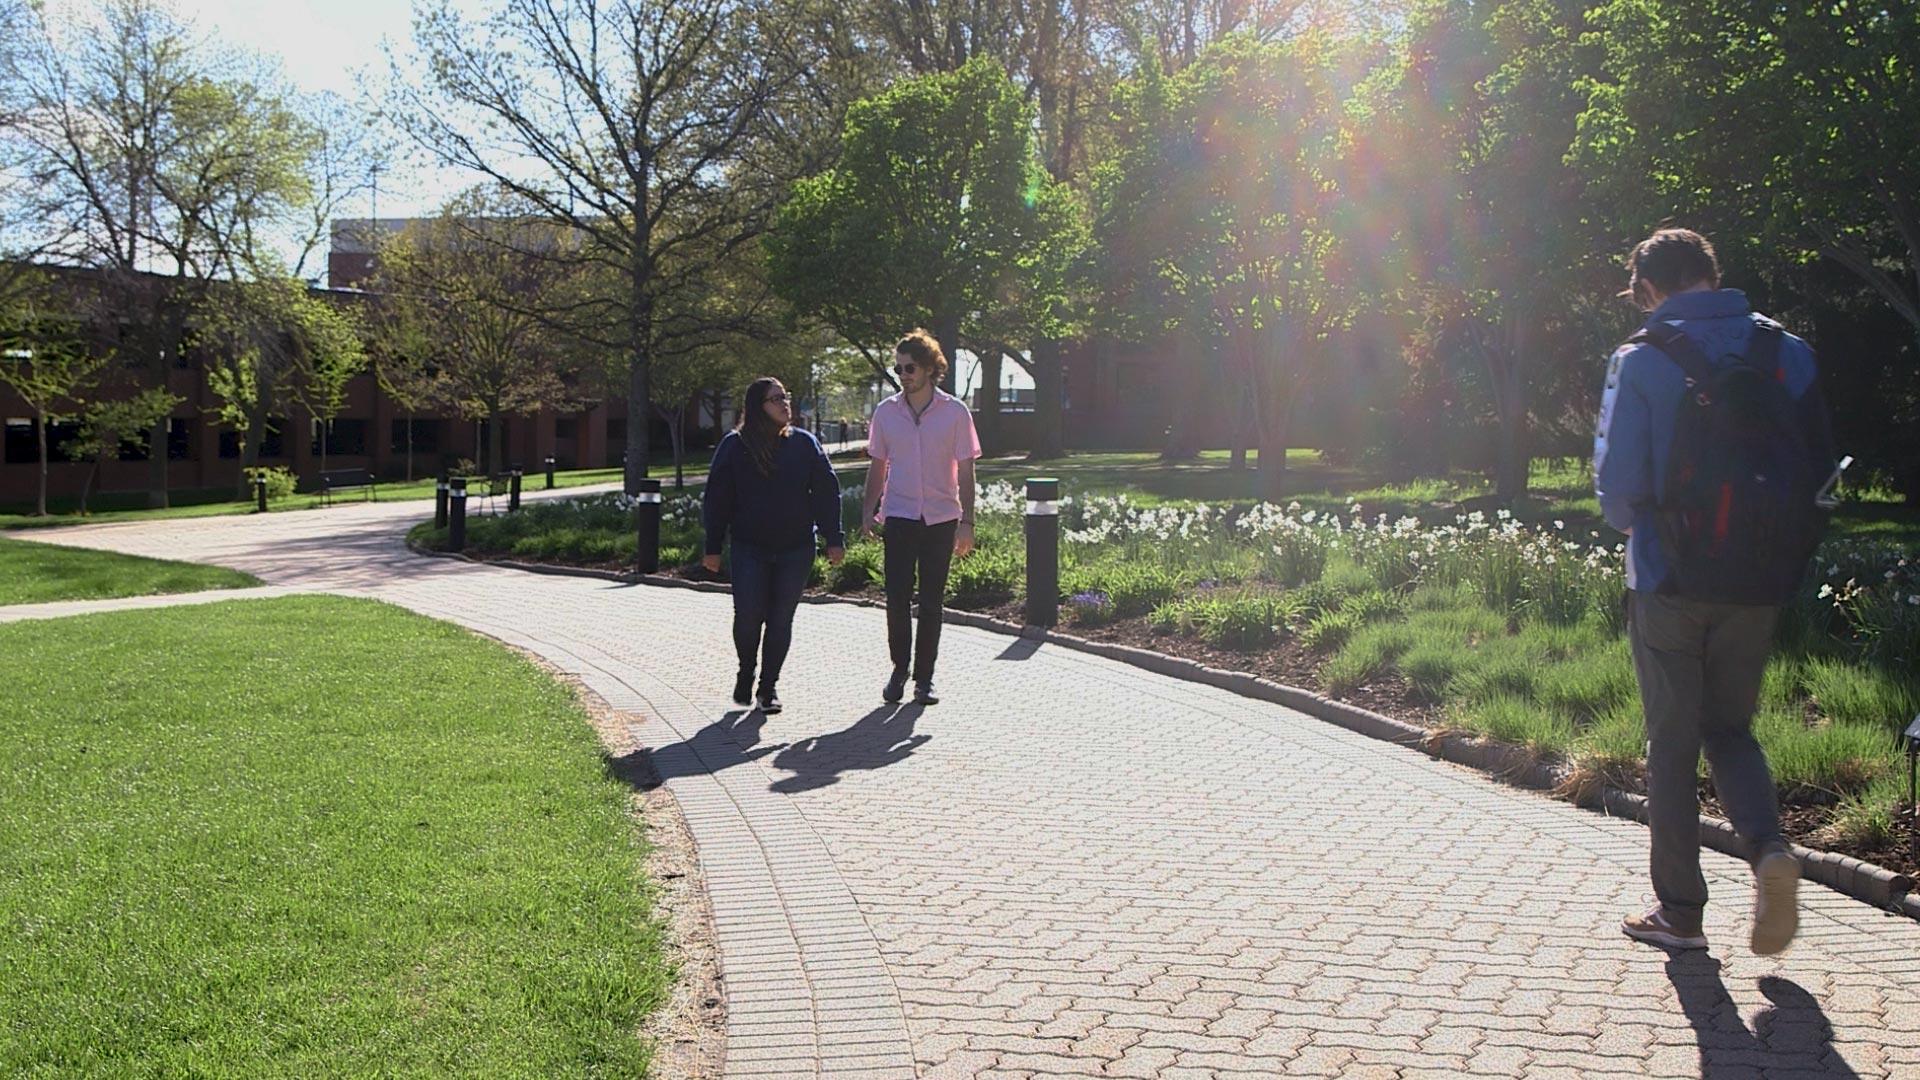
730, 540, 813, 690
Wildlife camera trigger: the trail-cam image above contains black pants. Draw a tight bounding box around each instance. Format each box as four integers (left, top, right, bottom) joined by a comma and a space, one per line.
883, 517, 957, 683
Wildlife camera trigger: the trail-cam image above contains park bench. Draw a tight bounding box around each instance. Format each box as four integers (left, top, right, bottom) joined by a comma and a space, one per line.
317, 468, 378, 506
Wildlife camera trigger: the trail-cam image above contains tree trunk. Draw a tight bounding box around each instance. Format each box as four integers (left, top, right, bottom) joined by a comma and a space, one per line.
669, 407, 686, 489
1486, 320, 1530, 504
80, 457, 101, 516
1161, 336, 1208, 460
486, 409, 504, 476
145, 413, 169, 509
1259, 395, 1293, 504
237, 396, 268, 499
1027, 340, 1065, 461
976, 346, 1002, 453
1230, 445, 1247, 471
405, 414, 414, 483
933, 313, 961, 396
34, 407, 49, 516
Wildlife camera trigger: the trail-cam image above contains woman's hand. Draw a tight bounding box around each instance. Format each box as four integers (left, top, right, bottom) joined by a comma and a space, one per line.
826, 546, 845, 566
701, 554, 722, 574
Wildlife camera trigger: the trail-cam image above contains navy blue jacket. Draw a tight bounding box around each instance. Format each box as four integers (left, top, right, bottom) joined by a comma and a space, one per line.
1593, 289, 1828, 591
702, 428, 845, 556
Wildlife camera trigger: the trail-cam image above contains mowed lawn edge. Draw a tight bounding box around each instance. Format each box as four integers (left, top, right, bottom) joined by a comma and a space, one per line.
0, 535, 259, 606
0, 596, 670, 1077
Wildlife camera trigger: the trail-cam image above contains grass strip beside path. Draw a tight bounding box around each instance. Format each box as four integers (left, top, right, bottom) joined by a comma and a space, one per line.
0, 536, 257, 606
0, 596, 668, 1076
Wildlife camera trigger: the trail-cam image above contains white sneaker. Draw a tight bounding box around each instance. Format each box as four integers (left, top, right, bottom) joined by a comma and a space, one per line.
1751, 848, 1800, 956
1622, 904, 1708, 950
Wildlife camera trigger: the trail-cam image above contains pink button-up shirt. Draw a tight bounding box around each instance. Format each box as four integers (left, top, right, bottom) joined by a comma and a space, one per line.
868, 389, 982, 525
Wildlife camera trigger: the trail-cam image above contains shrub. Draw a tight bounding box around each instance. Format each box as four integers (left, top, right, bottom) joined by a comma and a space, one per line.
1063, 562, 1184, 618
1323, 622, 1416, 693
1450, 694, 1575, 759
1755, 706, 1897, 799
1147, 601, 1183, 635
1066, 590, 1117, 627
1340, 588, 1407, 625
949, 547, 1020, 607
244, 465, 297, 501
830, 542, 883, 592
1300, 610, 1359, 652
1572, 702, 1646, 777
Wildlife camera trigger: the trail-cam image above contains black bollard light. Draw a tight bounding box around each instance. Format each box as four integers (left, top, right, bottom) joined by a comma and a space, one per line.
634, 477, 662, 574
1905, 714, 1920, 864
509, 470, 522, 512
544, 455, 556, 490
254, 475, 268, 513
1025, 477, 1061, 627
435, 473, 450, 528
448, 477, 468, 552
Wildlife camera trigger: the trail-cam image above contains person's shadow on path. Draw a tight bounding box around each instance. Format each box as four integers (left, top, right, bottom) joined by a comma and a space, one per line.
768, 705, 929, 794
1665, 952, 1860, 1077
611, 709, 783, 791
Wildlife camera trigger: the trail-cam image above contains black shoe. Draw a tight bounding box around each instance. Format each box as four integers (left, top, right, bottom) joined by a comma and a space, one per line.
756, 691, 783, 714
883, 670, 907, 704
732, 671, 753, 706
913, 681, 939, 705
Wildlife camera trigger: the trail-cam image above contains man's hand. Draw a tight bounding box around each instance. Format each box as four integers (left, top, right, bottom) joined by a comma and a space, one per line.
860, 520, 877, 542
827, 545, 845, 566
955, 521, 975, 557
701, 554, 722, 574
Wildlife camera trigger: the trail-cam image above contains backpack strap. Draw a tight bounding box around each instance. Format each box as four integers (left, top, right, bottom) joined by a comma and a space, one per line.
1746, 318, 1784, 383
1630, 321, 1715, 390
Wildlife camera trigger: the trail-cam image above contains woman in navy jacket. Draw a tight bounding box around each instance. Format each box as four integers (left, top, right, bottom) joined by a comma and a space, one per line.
701, 377, 845, 713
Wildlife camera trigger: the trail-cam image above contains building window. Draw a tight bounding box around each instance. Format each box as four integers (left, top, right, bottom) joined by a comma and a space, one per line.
554, 417, 578, 439
390, 418, 439, 455
168, 417, 192, 460
260, 418, 287, 458
219, 431, 240, 459
312, 418, 367, 456
4, 418, 34, 464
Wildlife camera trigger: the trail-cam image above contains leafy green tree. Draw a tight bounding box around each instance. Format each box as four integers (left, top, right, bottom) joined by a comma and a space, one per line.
1577, 0, 1920, 342
1092, 35, 1349, 498
367, 208, 584, 477
61, 387, 181, 515
769, 54, 1073, 447
7, 0, 330, 507
390, 0, 825, 493
1369, 0, 1604, 500
0, 277, 110, 515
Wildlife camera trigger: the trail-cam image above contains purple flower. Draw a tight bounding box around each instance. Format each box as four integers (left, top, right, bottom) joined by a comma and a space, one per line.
1069, 590, 1112, 609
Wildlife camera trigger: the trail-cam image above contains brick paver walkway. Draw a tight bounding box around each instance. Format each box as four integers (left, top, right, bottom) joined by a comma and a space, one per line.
13, 502, 1920, 1079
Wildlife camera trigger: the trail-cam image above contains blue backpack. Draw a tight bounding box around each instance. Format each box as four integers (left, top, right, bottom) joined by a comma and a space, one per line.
1631, 318, 1831, 606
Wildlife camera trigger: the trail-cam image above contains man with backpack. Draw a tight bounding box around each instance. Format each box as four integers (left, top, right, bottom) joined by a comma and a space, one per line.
1595, 227, 1836, 956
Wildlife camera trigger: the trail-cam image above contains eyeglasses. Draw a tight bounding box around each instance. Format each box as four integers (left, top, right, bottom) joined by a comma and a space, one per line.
767, 392, 789, 403
892, 363, 918, 376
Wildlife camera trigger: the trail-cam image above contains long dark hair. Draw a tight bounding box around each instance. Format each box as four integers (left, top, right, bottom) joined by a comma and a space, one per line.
736, 376, 790, 476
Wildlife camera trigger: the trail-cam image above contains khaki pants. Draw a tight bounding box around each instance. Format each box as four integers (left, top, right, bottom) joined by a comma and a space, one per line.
1627, 590, 1783, 925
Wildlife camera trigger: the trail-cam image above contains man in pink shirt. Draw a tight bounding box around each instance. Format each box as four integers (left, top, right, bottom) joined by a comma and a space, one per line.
860, 328, 982, 705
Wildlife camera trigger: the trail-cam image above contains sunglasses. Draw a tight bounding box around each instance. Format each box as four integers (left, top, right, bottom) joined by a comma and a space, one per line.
892, 363, 918, 376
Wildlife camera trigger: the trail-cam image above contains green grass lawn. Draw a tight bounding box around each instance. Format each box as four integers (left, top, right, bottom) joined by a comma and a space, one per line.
0, 536, 258, 605
0, 596, 669, 1076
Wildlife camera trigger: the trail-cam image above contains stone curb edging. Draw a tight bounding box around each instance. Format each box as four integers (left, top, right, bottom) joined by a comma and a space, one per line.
406, 539, 1920, 918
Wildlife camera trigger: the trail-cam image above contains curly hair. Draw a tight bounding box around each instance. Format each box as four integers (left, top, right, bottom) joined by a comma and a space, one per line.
895, 328, 949, 381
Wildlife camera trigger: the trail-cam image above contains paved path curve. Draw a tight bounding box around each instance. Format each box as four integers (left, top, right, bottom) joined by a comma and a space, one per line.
13, 500, 1920, 1079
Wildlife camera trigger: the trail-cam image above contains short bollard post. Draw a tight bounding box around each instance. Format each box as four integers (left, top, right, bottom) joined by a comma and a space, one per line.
509, 470, 522, 512
254, 475, 268, 513
434, 473, 450, 528
634, 478, 662, 574
544, 455, 556, 490
1025, 477, 1060, 627
448, 478, 468, 552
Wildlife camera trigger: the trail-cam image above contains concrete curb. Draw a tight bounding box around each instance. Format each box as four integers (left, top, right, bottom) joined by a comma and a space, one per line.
409, 539, 1919, 918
